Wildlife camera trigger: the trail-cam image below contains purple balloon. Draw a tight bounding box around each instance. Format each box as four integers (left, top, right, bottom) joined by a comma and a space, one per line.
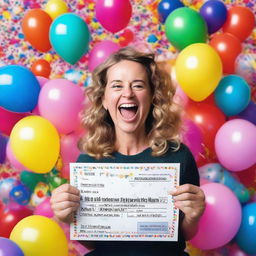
0, 237, 24, 256
200, 0, 227, 34
0, 133, 8, 163
238, 101, 256, 125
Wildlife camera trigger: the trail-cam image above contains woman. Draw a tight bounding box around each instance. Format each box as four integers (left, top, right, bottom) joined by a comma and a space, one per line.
51, 47, 205, 256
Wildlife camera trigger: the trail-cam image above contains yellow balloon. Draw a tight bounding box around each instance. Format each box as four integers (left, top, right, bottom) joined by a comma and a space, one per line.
175, 43, 222, 101
10, 116, 60, 173
10, 215, 68, 256
44, 0, 68, 20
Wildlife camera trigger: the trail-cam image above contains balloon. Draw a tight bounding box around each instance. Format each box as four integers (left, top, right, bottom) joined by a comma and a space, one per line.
215, 119, 256, 171
10, 215, 68, 256
165, 7, 207, 50
238, 101, 256, 125
0, 237, 24, 256
88, 40, 120, 72
34, 197, 54, 218
222, 6, 255, 42
31, 59, 51, 78
190, 183, 241, 250
0, 205, 33, 238
0, 107, 29, 136
119, 28, 134, 47
44, 0, 68, 20
157, 0, 184, 23
214, 75, 251, 116
60, 133, 80, 179
50, 13, 90, 64
175, 43, 222, 101
20, 171, 47, 191
235, 164, 256, 188
0, 65, 41, 112
21, 9, 52, 52
228, 243, 250, 256
210, 33, 242, 74
0, 133, 8, 163
9, 184, 31, 205
236, 203, 256, 254
6, 141, 28, 171
10, 116, 60, 173
0, 178, 20, 204
36, 76, 49, 87
182, 119, 203, 161
186, 102, 226, 154
96, 0, 132, 33
38, 79, 84, 134
199, 0, 227, 34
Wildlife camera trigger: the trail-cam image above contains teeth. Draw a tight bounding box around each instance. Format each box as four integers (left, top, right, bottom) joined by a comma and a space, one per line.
119, 104, 137, 108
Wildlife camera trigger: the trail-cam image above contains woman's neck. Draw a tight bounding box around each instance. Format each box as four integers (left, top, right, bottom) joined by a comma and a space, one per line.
115, 133, 149, 156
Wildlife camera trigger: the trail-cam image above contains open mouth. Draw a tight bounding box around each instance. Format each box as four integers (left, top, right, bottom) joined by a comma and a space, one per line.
118, 103, 138, 120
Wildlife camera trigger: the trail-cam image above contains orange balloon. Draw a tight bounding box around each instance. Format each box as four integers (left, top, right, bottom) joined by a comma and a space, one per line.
22, 9, 52, 52
222, 6, 255, 42
210, 33, 242, 74
31, 59, 51, 78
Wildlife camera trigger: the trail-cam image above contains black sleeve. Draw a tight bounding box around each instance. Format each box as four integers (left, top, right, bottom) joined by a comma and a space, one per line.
181, 144, 200, 187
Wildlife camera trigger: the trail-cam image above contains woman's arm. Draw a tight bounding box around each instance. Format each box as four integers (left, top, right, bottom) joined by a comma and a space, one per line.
170, 184, 205, 240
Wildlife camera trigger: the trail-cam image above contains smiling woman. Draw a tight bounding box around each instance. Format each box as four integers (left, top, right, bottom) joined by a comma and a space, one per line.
79, 47, 182, 158
50, 47, 206, 256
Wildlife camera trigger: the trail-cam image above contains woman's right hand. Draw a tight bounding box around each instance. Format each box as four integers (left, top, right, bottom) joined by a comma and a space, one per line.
50, 184, 80, 223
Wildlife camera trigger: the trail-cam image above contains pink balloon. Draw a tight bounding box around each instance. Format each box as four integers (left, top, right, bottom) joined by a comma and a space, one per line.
6, 142, 26, 171
34, 197, 54, 218
190, 183, 242, 250
96, 0, 132, 33
215, 119, 256, 171
228, 243, 249, 256
0, 107, 29, 136
38, 79, 84, 135
182, 119, 203, 161
88, 41, 120, 72
36, 76, 49, 87
60, 133, 81, 179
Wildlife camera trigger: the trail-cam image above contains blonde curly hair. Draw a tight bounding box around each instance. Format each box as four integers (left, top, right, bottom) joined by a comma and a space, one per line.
79, 47, 182, 159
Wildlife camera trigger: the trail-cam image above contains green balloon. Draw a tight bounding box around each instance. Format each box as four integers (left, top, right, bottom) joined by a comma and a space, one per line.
20, 171, 47, 190
165, 7, 208, 50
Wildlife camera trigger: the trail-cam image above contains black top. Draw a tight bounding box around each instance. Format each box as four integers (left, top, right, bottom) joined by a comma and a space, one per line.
77, 143, 199, 256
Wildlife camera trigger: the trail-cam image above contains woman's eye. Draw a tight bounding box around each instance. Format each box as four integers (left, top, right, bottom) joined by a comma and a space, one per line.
112, 84, 122, 88
133, 84, 143, 89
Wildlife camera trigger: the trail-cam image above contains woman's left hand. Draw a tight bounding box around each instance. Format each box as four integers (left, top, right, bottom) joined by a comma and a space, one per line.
170, 184, 205, 224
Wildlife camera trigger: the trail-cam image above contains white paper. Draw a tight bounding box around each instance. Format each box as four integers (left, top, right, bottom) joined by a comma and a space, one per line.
70, 163, 180, 241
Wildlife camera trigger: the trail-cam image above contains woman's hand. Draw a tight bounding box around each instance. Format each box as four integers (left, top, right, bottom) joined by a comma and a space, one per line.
170, 184, 205, 240
50, 184, 80, 223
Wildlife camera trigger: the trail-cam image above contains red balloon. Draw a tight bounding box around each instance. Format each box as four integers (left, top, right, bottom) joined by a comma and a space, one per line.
210, 33, 242, 74
186, 102, 226, 156
0, 206, 33, 238
222, 6, 255, 42
31, 59, 51, 78
0, 107, 29, 136
22, 9, 52, 52
235, 164, 256, 188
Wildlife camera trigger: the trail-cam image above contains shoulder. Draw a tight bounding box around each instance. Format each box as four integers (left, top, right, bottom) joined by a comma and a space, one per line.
76, 153, 96, 163
167, 141, 194, 158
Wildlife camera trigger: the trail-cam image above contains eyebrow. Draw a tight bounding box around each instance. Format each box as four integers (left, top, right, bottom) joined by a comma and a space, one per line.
109, 79, 146, 84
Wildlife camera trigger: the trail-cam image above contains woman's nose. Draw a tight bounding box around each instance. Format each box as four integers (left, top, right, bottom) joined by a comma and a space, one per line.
122, 85, 134, 97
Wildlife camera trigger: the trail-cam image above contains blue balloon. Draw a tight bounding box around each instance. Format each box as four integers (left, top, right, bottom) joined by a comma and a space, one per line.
0, 65, 40, 112
10, 184, 31, 205
200, 0, 227, 34
157, 0, 184, 23
236, 203, 256, 254
0, 237, 24, 256
50, 13, 90, 65
214, 75, 251, 116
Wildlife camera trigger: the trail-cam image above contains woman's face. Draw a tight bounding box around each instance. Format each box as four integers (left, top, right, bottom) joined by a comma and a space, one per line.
103, 60, 152, 137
